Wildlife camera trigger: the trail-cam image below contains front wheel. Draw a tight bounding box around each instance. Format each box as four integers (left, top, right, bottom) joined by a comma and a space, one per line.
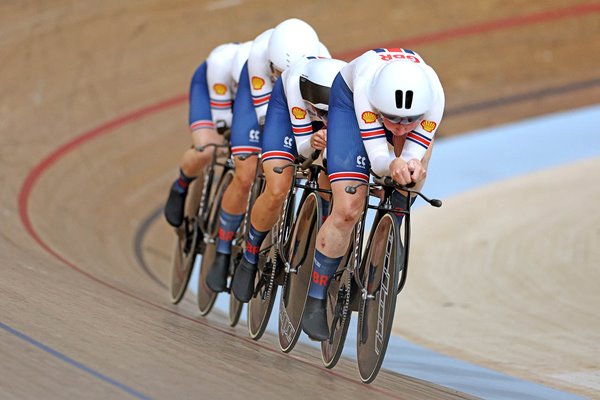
320, 256, 353, 368
248, 231, 279, 340
356, 213, 403, 384
169, 177, 204, 304
197, 169, 235, 315
278, 192, 322, 353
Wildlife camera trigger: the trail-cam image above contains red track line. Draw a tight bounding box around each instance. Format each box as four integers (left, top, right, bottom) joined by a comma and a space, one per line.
18, 94, 187, 258
335, 2, 600, 60
16, 3, 600, 396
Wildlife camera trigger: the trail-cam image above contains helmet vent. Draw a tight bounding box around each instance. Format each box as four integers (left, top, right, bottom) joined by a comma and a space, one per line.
395, 90, 414, 109
395, 90, 403, 108
405, 90, 413, 109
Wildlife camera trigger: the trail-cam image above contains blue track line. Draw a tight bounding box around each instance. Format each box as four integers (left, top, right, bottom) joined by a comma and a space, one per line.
0, 321, 154, 400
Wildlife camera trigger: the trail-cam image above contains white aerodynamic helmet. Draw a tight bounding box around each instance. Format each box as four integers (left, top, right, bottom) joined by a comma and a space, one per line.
368, 60, 435, 124
268, 18, 321, 73
299, 58, 347, 112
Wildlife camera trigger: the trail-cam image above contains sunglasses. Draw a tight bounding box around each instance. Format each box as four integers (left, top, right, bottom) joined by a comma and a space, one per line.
380, 112, 424, 125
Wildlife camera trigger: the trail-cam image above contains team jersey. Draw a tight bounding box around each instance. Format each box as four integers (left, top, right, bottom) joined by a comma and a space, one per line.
189, 43, 246, 132
283, 57, 324, 158
247, 29, 275, 126
338, 48, 445, 177
261, 57, 327, 163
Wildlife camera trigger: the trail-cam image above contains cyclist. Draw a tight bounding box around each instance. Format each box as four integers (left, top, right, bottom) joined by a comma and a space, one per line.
227, 57, 347, 303
205, 18, 330, 295
163, 41, 252, 227
301, 48, 445, 340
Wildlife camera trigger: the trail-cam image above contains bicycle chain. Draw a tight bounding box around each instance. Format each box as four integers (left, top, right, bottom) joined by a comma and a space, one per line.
265, 223, 278, 301
337, 220, 361, 337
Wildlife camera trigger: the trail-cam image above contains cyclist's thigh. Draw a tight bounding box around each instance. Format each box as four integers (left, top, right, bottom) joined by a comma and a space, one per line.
326, 75, 370, 185
262, 158, 294, 193
230, 64, 261, 157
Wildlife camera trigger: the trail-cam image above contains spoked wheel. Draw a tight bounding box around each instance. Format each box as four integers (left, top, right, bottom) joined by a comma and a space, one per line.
321, 259, 353, 368
248, 231, 279, 340
278, 192, 321, 353
169, 177, 204, 304
356, 213, 402, 384
197, 169, 235, 316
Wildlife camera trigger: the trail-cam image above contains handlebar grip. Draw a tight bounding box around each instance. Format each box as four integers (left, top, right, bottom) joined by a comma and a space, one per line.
381, 176, 415, 189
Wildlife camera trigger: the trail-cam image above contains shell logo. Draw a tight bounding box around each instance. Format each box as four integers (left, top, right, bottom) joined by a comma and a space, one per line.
292, 107, 307, 120
361, 111, 377, 124
213, 83, 227, 95
420, 120, 437, 132
251, 76, 265, 90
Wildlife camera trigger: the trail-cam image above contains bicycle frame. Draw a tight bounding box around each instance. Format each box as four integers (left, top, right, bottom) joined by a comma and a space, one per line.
276, 158, 331, 274
347, 175, 441, 297
196, 143, 233, 235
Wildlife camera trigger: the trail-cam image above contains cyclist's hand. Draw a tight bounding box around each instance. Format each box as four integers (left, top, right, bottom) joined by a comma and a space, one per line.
310, 129, 327, 150
390, 158, 426, 186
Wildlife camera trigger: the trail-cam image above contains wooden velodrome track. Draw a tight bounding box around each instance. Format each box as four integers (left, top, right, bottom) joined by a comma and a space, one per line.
2, 1, 599, 398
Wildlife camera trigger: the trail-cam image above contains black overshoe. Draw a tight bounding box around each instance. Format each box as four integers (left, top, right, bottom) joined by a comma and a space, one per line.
301, 296, 329, 341
231, 258, 257, 302
205, 252, 230, 292
164, 186, 187, 227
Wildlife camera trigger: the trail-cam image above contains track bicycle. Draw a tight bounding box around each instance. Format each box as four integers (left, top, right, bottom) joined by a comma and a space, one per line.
320, 173, 441, 383
246, 152, 323, 341
169, 141, 230, 304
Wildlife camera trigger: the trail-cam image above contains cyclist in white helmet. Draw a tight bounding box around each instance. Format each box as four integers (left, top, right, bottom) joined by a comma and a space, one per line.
163, 42, 251, 227
228, 57, 347, 302
205, 18, 331, 294
301, 48, 445, 341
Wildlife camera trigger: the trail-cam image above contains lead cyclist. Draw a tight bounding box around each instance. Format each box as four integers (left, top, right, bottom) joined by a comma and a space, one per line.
301, 48, 446, 341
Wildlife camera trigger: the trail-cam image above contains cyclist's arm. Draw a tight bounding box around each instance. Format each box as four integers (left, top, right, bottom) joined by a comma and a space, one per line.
206, 44, 237, 129
247, 38, 273, 128
400, 65, 445, 161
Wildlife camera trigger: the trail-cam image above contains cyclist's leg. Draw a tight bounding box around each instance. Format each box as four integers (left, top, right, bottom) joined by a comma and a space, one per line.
208, 61, 261, 291
231, 75, 295, 302
302, 73, 369, 339
165, 128, 224, 227
246, 76, 296, 252
165, 61, 222, 227
226, 154, 264, 301
250, 158, 293, 231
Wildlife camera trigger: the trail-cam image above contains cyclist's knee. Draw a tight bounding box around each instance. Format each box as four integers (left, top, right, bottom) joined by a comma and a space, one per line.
233, 164, 256, 190
264, 180, 288, 204
331, 198, 363, 229
181, 149, 208, 176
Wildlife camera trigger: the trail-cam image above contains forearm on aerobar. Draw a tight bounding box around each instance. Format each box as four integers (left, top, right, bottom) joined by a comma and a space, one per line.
362, 137, 396, 177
